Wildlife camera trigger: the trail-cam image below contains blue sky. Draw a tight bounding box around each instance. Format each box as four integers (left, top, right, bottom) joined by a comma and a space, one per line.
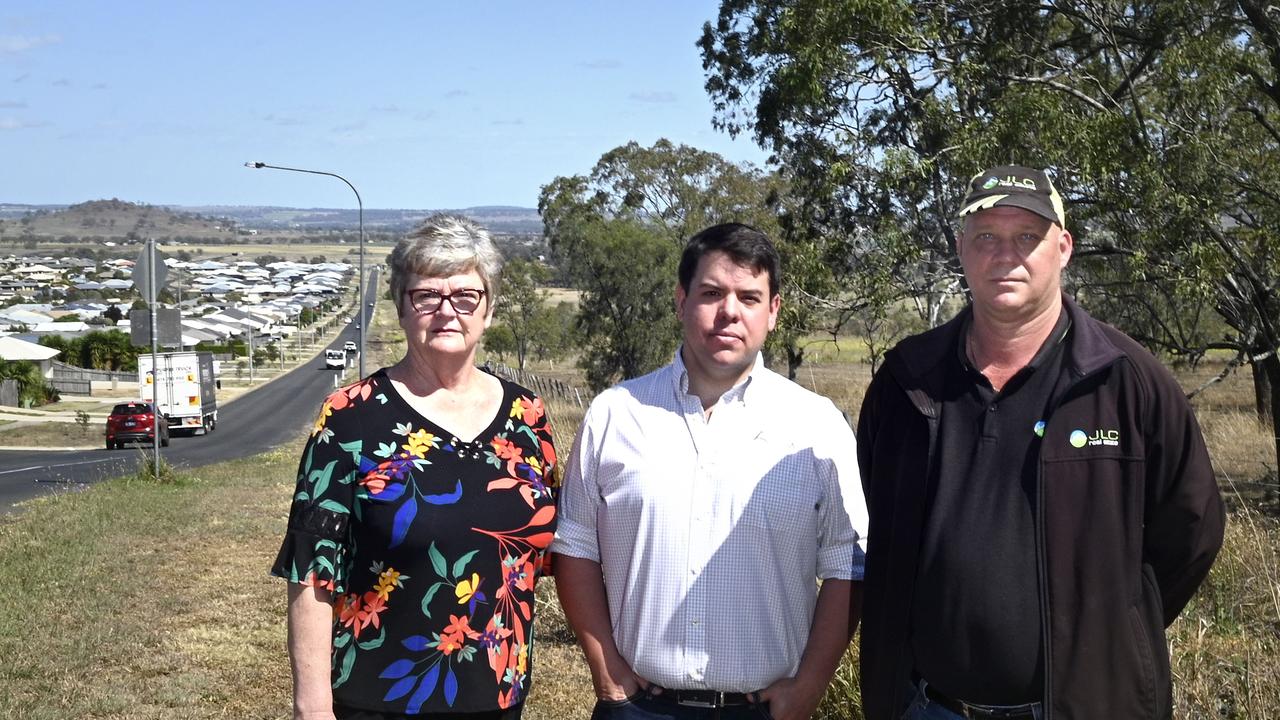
0, 3, 770, 210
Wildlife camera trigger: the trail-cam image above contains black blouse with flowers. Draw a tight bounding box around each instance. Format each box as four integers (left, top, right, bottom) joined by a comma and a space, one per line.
272, 369, 557, 715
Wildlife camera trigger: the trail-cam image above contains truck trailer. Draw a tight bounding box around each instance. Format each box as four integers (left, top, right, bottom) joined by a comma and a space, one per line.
139, 351, 219, 435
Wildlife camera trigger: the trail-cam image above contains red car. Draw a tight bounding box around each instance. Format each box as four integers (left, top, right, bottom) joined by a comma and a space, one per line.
105, 401, 170, 450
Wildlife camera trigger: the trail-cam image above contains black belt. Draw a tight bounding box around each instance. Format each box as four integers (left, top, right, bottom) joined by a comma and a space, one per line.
646, 685, 757, 708
919, 681, 1039, 720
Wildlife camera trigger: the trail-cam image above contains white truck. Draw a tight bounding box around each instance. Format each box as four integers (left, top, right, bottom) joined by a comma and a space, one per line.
139, 351, 219, 435
324, 348, 347, 370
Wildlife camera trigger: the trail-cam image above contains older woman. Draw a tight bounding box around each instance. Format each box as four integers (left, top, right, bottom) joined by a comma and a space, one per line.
272, 214, 558, 720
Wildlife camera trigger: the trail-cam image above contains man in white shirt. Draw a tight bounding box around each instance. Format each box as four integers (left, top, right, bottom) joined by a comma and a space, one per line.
550, 223, 869, 720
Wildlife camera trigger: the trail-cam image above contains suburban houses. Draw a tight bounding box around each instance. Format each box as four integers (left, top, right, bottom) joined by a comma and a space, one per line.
0, 253, 355, 374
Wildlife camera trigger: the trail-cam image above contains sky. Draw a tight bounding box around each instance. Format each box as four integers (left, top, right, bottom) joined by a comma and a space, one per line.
0, 3, 772, 210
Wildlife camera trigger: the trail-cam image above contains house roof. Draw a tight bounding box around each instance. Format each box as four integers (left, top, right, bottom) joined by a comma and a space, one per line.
0, 334, 60, 361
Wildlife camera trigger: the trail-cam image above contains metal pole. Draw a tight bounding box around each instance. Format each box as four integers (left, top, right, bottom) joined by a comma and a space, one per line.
148, 238, 160, 478
243, 161, 365, 377
248, 328, 254, 384
358, 199, 365, 379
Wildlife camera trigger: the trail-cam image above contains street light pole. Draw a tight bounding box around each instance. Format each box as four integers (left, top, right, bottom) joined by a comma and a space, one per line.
245, 161, 366, 378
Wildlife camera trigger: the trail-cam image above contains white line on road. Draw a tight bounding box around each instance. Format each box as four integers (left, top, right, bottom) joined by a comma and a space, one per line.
0, 457, 125, 478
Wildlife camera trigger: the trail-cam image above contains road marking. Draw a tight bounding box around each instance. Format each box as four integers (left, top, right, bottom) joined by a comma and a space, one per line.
0, 457, 129, 480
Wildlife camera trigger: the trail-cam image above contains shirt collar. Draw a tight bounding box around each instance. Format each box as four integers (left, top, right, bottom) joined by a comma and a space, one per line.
957, 306, 1071, 373
671, 346, 765, 406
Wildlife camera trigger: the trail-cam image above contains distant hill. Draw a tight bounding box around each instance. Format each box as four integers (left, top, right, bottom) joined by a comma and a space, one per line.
0, 201, 545, 242
183, 205, 544, 235
0, 199, 239, 243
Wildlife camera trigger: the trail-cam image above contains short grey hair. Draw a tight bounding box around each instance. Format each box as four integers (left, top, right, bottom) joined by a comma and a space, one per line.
388, 214, 503, 317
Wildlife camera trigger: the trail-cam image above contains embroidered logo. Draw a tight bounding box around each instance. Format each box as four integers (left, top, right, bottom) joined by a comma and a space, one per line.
1033, 420, 1046, 437
1070, 428, 1120, 448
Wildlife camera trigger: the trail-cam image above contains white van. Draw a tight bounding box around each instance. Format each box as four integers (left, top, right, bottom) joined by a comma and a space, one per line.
324, 349, 346, 370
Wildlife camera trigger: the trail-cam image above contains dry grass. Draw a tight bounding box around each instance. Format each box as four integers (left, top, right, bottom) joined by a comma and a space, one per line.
0, 420, 100, 447
0, 449, 294, 719
0, 329, 1274, 719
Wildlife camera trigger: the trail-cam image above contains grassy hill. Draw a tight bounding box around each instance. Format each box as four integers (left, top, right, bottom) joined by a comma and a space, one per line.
0, 199, 241, 243
0, 201, 546, 252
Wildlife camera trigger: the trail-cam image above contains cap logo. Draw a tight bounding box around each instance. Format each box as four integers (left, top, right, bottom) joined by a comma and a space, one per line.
982, 175, 1038, 191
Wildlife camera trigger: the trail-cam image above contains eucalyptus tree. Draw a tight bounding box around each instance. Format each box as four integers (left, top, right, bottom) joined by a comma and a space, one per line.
700, 0, 1280, 472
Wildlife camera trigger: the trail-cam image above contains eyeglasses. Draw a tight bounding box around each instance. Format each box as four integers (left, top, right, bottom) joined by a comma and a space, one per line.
404, 288, 487, 315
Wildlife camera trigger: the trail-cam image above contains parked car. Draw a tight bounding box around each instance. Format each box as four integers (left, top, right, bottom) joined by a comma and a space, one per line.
105, 401, 170, 450
344, 340, 357, 352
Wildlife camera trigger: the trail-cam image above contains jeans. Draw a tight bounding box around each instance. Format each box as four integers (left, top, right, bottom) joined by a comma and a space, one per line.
590, 689, 772, 720
901, 681, 1043, 720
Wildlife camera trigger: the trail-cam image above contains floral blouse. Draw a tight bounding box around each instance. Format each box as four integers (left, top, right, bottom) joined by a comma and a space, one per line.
272, 369, 557, 715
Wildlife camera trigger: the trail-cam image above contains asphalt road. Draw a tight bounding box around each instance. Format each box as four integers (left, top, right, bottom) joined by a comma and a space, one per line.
0, 268, 382, 513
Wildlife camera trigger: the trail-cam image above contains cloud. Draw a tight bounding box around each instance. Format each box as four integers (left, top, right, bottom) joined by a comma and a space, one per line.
371, 104, 402, 114
0, 100, 26, 109
491, 118, 524, 126
629, 91, 678, 104
0, 117, 51, 131
578, 59, 622, 70
12, 73, 29, 84
444, 89, 468, 99
412, 110, 435, 122
0, 34, 61, 54
91, 82, 107, 90
51, 78, 71, 87
331, 120, 367, 133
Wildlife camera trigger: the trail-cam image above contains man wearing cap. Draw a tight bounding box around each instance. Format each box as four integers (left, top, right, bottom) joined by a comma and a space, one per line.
856, 165, 1224, 720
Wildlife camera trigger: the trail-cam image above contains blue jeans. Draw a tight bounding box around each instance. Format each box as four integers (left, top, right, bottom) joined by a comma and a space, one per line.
901, 681, 1043, 720
590, 689, 772, 720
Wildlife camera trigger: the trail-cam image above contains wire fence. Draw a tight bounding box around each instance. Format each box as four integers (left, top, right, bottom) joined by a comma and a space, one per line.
484, 361, 589, 408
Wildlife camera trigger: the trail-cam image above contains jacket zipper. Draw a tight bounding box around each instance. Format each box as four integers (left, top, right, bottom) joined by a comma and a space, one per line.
1036, 364, 1116, 719
1036, 447, 1052, 720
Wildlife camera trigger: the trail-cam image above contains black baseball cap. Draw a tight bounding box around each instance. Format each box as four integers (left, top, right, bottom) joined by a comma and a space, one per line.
957, 165, 1065, 227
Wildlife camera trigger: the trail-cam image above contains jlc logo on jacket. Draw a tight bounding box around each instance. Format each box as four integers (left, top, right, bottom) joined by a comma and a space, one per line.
856, 296, 1225, 720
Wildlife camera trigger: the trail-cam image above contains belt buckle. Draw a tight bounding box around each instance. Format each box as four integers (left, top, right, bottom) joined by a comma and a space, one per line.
680, 691, 724, 708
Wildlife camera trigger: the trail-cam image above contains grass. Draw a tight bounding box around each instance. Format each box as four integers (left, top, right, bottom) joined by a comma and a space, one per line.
0, 322, 1275, 719
0, 448, 293, 719
0, 421, 100, 447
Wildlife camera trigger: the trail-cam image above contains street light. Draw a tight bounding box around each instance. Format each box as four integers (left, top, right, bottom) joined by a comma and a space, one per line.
244, 161, 366, 378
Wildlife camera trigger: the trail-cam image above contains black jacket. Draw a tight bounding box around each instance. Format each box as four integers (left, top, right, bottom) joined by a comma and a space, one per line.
856, 297, 1225, 720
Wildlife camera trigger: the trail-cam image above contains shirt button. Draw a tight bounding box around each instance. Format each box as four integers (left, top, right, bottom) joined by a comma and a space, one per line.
988, 404, 997, 413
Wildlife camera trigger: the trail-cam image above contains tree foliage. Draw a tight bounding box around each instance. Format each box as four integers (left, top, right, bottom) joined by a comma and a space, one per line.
540, 138, 843, 386
492, 258, 555, 371
39, 330, 137, 372
700, 0, 1280, 472
0, 360, 58, 408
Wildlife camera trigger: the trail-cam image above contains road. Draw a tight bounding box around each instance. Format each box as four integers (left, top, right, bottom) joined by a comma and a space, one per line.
0, 268, 381, 512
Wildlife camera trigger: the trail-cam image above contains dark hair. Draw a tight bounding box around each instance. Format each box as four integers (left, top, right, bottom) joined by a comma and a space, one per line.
678, 223, 781, 296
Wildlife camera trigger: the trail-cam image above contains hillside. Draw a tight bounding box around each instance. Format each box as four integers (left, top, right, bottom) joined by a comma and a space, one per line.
185, 204, 544, 234
0, 201, 545, 241
0, 199, 239, 243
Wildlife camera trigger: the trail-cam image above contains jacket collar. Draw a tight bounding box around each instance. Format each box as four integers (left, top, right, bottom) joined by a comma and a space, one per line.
882, 294, 1126, 416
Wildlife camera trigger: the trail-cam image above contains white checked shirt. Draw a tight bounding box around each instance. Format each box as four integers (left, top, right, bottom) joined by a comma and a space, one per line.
550, 351, 868, 693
